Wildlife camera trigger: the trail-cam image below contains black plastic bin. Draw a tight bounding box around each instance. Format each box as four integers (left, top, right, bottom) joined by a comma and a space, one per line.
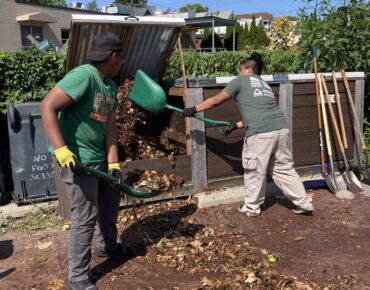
7, 102, 57, 204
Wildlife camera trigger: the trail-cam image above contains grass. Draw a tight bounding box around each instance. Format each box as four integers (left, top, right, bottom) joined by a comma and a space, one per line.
0, 205, 64, 237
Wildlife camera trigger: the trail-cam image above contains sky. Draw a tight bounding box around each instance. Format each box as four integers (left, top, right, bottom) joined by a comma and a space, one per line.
67, 0, 311, 17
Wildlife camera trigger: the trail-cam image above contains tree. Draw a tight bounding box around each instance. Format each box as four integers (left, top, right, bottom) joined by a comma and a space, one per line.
201, 28, 223, 50
179, 3, 208, 13
248, 15, 258, 48
255, 25, 268, 48
22, 0, 66, 6
114, 0, 147, 7
224, 25, 235, 51
86, 0, 99, 11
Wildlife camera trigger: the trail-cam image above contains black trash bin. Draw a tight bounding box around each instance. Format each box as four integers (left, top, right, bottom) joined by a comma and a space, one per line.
7, 102, 57, 204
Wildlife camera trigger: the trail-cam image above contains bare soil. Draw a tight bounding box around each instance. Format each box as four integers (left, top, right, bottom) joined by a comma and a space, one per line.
1, 188, 370, 289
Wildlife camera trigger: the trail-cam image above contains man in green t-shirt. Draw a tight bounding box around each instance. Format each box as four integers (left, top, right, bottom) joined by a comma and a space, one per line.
41, 32, 129, 290
183, 52, 313, 217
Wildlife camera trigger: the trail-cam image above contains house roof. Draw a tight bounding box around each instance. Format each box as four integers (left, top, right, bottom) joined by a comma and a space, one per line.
16, 12, 57, 23
108, 3, 154, 16
236, 12, 273, 21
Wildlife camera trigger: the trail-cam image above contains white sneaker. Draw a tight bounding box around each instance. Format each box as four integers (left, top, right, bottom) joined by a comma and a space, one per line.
292, 206, 313, 215
238, 205, 260, 217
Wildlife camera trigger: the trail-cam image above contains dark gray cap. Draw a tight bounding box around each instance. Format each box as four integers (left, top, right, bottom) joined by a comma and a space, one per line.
86, 32, 122, 61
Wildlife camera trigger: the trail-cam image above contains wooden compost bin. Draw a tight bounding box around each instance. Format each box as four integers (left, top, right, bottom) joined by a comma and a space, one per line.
167, 72, 366, 192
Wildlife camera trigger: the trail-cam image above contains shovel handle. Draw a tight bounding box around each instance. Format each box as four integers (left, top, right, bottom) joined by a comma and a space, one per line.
321, 75, 345, 153
167, 104, 232, 134
74, 161, 162, 199
332, 72, 348, 149
341, 70, 367, 150
318, 74, 333, 156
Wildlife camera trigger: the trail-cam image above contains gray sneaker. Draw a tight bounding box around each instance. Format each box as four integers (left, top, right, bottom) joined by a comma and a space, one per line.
292, 206, 313, 215
64, 279, 98, 290
238, 205, 260, 217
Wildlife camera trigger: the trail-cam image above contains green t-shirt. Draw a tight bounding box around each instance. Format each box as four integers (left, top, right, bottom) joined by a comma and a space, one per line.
54, 64, 117, 164
224, 74, 287, 137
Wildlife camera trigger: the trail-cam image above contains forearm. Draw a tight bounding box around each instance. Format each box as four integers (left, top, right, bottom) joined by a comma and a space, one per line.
105, 113, 119, 163
194, 91, 231, 113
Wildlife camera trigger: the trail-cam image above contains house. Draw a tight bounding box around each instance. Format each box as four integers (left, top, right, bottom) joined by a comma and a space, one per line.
236, 12, 273, 36
0, 0, 101, 51
106, 3, 155, 16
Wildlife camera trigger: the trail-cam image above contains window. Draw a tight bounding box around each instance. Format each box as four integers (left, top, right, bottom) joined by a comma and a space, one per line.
20, 25, 43, 48
61, 28, 69, 44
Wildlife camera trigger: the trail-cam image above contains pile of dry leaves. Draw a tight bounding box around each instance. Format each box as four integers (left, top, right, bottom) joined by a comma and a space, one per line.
118, 199, 358, 290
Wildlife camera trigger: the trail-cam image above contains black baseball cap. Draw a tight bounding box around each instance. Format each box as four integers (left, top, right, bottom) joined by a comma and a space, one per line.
87, 32, 122, 61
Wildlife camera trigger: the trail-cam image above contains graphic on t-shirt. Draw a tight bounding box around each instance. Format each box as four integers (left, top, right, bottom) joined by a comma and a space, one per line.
250, 77, 262, 88
253, 88, 263, 97
90, 92, 115, 122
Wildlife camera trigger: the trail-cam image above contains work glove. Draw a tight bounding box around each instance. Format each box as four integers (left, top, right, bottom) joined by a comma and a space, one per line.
54, 146, 76, 168
182, 106, 197, 117
223, 123, 238, 135
108, 162, 122, 185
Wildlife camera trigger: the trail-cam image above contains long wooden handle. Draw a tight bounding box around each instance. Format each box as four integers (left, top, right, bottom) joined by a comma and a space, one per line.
332, 72, 348, 149
318, 74, 332, 156
312, 48, 326, 174
341, 70, 366, 149
321, 75, 345, 154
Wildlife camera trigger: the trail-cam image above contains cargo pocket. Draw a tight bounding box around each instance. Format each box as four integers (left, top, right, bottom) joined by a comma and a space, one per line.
242, 152, 258, 171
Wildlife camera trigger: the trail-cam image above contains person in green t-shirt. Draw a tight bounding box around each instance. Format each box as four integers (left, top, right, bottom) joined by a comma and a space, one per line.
41, 32, 130, 290
183, 52, 313, 217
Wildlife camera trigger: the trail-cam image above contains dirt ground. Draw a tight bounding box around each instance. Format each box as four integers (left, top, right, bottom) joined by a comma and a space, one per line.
1, 188, 370, 290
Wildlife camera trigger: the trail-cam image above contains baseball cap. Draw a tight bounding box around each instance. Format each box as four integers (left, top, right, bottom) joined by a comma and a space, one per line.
86, 32, 122, 62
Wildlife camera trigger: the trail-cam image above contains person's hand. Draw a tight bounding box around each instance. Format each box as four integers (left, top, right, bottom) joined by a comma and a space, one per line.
108, 162, 122, 185
182, 106, 196, 117
54, 146, 76, 168
224, 123, 238, 135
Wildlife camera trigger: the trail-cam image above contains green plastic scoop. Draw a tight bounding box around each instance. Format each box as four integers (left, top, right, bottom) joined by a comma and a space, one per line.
128, 70, 231, 134
74, 161, 162, 199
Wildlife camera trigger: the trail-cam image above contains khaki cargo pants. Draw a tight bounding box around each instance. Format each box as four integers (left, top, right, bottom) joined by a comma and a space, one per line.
242, 128, 313, 215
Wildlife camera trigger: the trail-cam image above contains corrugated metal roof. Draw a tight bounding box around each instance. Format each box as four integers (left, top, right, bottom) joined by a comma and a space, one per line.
67, 14, 186, 80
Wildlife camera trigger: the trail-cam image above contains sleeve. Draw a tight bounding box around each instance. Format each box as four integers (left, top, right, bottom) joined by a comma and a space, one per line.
223, 78, 240, 98
56, 66, 91, 102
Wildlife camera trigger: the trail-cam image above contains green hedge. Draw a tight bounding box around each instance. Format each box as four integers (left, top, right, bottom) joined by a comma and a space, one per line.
0, 48, 66, 114
164, 49, 303, 78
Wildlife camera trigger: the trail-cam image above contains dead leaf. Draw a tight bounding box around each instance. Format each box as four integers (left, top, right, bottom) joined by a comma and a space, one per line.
294, 236, 305, 241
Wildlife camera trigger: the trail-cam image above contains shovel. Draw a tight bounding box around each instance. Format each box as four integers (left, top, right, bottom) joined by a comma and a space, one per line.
322, 75, 363, 193
129, 70, 231, 134
318, 75, 350, 196
341, 70, 370, 180
332, 72, 363, 192
74, 161, 163, 199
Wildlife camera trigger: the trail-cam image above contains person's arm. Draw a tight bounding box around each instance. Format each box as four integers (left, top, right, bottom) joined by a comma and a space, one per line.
41, 87, 74, 149
183, 90, 231, 117
195, 90, 231, 112
105, 110, 119, 164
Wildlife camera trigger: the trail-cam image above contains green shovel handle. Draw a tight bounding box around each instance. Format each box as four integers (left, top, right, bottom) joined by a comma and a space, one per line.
74, 161, 163, 199
166, 104, 232, 134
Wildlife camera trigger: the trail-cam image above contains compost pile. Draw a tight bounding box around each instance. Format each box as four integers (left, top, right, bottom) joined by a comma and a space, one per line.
116, 80, 184, 191
116, 80, 177, 162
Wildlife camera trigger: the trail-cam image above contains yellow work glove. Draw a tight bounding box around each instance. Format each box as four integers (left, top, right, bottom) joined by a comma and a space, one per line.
54, 146, 76, 168
108, 162, 122, 185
